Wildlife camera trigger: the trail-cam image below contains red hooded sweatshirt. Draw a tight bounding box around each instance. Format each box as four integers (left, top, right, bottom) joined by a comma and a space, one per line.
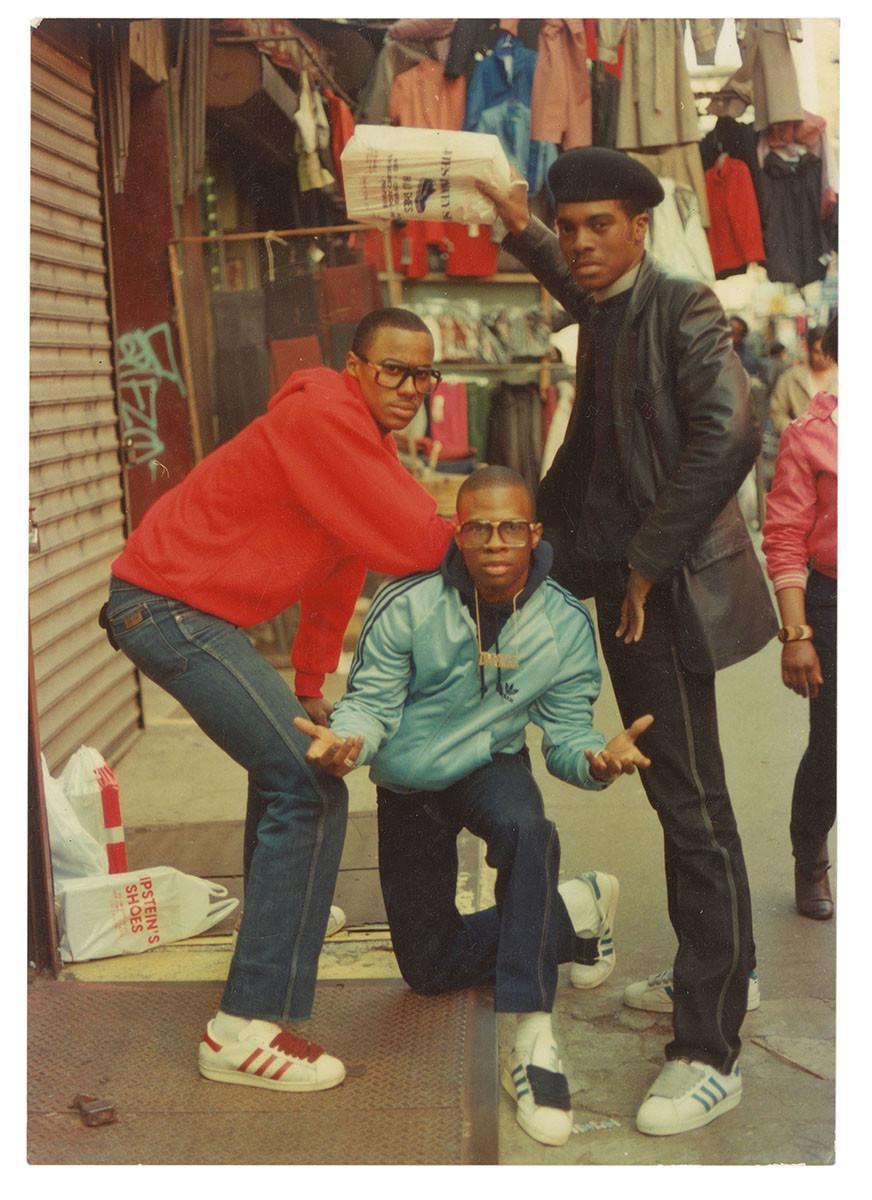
111, 368, 453, 697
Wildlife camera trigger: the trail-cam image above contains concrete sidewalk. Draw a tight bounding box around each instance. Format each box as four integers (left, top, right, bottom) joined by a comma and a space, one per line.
63, 619, 835, 1166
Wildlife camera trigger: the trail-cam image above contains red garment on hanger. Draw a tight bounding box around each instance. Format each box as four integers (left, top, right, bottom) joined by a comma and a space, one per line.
531, 20, 592, 149
429, 381, 469, 455
704, 156, 765, 275
323, 88, 354, 190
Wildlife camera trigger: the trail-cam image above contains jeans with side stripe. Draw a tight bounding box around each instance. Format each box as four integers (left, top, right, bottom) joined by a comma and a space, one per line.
593, 563, 755, 1074
103, 577, 348, 1023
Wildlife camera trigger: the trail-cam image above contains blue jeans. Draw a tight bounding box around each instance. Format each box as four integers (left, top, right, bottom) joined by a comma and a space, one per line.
790, 570, 837, 861
103, 577, 348, 1022
376, 752, 579, 1013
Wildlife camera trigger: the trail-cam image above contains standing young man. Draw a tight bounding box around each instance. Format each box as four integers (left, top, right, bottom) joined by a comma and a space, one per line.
481, 149, 777, 1135
101, 308, 454, 1093
298, 466, 650, 1147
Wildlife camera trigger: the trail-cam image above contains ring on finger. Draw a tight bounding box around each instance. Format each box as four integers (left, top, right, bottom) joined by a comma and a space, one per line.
343, 757, 356, 768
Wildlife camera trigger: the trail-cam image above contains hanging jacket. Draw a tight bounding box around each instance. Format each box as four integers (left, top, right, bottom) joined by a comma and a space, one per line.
463, 32, 540, 183
530, 19, 591, 150
329, 541, 608, 793
704, 155, 765, 276
112, 368, 453, 697
758, 150, 832, 287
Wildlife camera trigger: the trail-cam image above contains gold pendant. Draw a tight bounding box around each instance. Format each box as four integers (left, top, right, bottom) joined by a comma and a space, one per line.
478, 651, 519, 669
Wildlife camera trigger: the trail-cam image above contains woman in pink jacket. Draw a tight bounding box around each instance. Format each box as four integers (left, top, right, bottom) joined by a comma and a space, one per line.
762, 317, 837, 919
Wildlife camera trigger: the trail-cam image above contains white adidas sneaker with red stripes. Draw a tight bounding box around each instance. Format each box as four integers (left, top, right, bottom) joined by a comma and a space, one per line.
199, 1018, 346, 1092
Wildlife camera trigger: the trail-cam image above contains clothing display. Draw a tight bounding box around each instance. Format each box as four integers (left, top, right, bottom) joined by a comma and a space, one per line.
443, 223, 500, 277
428, 381, 469, 456
758, 151, 833, 287
530, 20, 591, 152
444, 18, 541, 80
704, 156, 766, 278
323, 89, 355, 191
628, 144, 710, 228
648, 179, 715, 282
354, 34, 436, 124
293, 71, 334, 193
389, 57, 467, 131
616, 19, 700, 151
736, 19, 805, 132
486, 382, 544, 492
464, 32, 538, 184
210, 291, 271, 443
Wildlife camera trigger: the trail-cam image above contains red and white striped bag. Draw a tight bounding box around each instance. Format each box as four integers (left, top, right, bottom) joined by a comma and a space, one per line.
59, 746, 128, 873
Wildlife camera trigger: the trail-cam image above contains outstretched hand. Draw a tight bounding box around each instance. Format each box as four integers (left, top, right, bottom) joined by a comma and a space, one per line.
585, 714, 654, 782
293, 716, 363, 777
476, 168, 531, 236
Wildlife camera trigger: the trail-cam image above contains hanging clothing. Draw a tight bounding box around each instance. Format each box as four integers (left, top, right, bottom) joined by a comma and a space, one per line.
293, 72, 334, 192
540, 380, 574, 478
465, 379, 492, 462
757, 111, 839, 217
323, 89, 354, 191
529, 20, 591, 151
736, 19, 805, 132
590, 62, 621, 149
389, 57, 466, 130
647, 180, 715, 283
319, 262, 382, 326
758, 151, 832, 287
429, 381, 469, 455
464, 32, 538, 184
486, 383, 543, 492
388, 18, 456, 63
700, 117, 764, 207
704, 156, 765, 278
628, 144, 710, 227
615, 19, 699, 150
443, 223, 499, 277
444, 19, 541, 79
355, 35, 435, 124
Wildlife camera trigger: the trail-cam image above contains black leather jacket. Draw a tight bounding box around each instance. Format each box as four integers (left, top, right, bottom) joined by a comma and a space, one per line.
505, 218, 777, 672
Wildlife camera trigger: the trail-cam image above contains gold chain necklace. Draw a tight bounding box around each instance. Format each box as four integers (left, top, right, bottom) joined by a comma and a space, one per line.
474, 588, 520, 670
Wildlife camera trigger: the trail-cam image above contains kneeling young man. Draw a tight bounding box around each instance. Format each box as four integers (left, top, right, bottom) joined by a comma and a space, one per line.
296, 466, 651, 1146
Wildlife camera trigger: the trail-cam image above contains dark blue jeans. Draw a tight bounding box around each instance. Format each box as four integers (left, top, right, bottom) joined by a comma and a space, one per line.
103, 578, 348, 1022
593, 562, 755, 1075
377, 752, 578, 1013
790, 570, 837, 861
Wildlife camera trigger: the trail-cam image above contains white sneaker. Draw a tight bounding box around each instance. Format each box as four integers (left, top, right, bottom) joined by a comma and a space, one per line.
231, 905, 346, 951
623, 967, 760, 1013
199, 1018, 345, 1092
500, 1032, 573, 1147
636, 1058, 742, 1135
564, 871, 620, 990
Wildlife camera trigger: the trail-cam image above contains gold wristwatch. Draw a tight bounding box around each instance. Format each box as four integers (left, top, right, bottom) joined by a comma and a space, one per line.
777, 624, 814, 643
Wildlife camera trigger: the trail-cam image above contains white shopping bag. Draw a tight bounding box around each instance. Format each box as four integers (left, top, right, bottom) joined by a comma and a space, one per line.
340, 125, 513, 226
42, 755, 108, 883
55, 865, 239, 962
59, 745, 128, 872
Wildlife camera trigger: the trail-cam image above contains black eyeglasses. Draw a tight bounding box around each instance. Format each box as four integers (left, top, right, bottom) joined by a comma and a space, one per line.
355, 354, 442, 395
455, 520, 537, 548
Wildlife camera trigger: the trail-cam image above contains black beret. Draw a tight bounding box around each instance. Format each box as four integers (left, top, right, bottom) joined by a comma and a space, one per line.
548, 147, 665, 208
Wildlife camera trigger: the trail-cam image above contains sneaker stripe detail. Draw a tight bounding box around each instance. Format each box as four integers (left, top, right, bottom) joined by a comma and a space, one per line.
272, 1060, 292, 1081
238, 1049, 262, 1072
202, 1030, 222, 1053
254, 1054, 278, 1077
692, 1092, 711, 1112
707, 1077, 728, 1100
699, 1084, 719, 1106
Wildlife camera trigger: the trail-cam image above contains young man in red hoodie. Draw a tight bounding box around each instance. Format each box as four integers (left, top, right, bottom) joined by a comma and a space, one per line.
100, 308, 453, 1094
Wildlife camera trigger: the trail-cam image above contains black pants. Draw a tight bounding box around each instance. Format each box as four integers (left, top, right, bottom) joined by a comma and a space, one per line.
790, 571, 837, 861
593, 563, 755, 1074
376, 753, 579, 1013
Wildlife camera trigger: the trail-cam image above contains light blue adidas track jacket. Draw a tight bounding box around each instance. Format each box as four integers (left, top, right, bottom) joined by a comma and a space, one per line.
329, 543, 610, 795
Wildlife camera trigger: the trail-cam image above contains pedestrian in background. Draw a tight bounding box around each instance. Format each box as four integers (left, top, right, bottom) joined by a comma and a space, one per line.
762, 316, 838, 920
729, 314, 762, 378
770, 325, 837, 434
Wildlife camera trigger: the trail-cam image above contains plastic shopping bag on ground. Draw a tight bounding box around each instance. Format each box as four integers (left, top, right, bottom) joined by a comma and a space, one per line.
59, 745, 128, 872
42, 754, 108, 883
340, 124, 512, 226
55, 866, 239, 962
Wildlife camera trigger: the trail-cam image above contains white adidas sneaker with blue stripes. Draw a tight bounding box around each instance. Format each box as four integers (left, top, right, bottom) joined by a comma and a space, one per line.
623, 967, 761, 1013
566, 871, 620, 990
636, 1058, 742, 1135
